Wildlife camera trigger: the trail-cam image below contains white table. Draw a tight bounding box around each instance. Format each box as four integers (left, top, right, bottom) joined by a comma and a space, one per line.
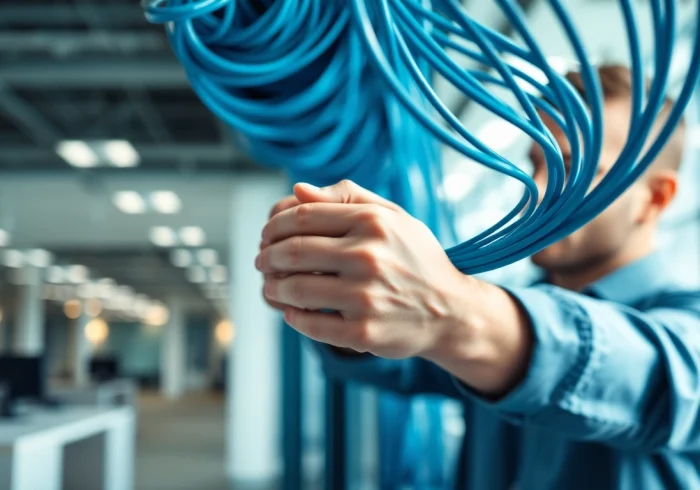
0, 405, 135, 490
51, 379, 138, 409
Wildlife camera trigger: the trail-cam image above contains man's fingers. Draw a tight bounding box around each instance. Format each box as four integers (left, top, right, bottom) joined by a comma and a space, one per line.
264, 274, 355, 311
262, 202, 377, 245
269, 195, 301, 219
256, 236, 349, 274
262, 273, 289, 311
282, 307, 358, 348
294, 180, 402, 211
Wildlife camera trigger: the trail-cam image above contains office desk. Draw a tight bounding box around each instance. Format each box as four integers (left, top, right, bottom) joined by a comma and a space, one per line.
51, 379, 138, 409
0, 406, 134, 490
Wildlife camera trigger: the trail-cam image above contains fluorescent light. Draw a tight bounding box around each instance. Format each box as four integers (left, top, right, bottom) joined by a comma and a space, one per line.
26, 249, 53, 268
97, 278, 115, 299
1, 250, 23, 268
170, 249, 193, 267
56, 140, 99, 168
210, 264, 228, 283
113, 191, 146, 214
0, 229, 9, 247
186, 265, 206, 283
197, 249, 218, 267
134, 296, 151, 318
77, 282, 99, 299
180, 226, 205, 247
103, 140, 140, 168
67, 265, 89, 284
476, 119, 522, 152
149, 226, 177, 247
46, 266, 65, 283
150, 191, 181, 214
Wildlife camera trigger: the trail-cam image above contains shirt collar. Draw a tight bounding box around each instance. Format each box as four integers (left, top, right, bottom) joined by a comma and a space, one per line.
582, 252, 676, 304
534, 252, 676, 305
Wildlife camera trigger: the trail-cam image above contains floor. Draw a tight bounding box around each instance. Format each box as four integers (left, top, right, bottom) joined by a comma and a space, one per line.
135, 391, 231, 490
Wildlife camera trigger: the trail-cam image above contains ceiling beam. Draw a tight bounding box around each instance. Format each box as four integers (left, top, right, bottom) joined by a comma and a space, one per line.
0, 5, 146, 27
0, 143, 242, 163
0, 31, 166, 55
0, 59, 188, 88
0, 82, 62, 144
127, 89, 173, 143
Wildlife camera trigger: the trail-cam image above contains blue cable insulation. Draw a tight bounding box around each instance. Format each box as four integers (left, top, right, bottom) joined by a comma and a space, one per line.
143, 0, 700, 274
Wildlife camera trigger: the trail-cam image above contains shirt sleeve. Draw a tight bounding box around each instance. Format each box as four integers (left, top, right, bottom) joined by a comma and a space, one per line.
454, 284, 700, 452
311, 342, 464, 399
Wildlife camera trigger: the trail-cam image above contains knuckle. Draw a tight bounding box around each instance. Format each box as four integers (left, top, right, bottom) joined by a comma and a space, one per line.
354, 321, 375, 349
355, 288, 376, 310
287, 236, 305, 266
338, 179, 355, 202
292, 202, 314, 226
359, 208, 389, 237
290, 277, 305, 303
270, 198, 293, 218
269, 204, 283, 218
258, 249, 271, 270
356, 246, 382, 274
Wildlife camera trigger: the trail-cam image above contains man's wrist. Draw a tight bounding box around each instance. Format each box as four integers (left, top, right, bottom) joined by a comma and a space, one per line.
422, 276, 534, 399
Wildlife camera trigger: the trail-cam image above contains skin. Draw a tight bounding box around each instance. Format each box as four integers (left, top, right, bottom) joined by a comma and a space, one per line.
256, 97, 682, 397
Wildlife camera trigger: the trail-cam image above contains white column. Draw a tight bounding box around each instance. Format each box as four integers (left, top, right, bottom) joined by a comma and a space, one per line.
227, 175, 286, 484
71, 309, 93, 387
14, 267, 45, 355
160, 299, 186, 399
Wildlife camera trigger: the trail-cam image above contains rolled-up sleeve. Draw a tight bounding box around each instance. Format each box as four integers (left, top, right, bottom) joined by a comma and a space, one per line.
454, 285, 700, 452
312, 342, 464, 399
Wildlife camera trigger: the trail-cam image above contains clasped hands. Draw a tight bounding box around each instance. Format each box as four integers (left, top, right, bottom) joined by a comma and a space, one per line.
255, 179, 471, 360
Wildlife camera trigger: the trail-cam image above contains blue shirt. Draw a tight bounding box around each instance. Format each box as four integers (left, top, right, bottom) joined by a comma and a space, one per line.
313, 253, 700, 489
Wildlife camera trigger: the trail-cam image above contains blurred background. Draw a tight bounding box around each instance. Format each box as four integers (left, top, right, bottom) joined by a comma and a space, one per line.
0, 1, 697, 490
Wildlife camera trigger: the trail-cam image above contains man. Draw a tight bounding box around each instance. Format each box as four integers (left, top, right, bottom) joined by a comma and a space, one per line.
255, 65, 700, 489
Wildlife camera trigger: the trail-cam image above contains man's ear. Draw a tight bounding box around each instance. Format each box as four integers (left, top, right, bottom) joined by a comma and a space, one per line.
637, 170, 678, 223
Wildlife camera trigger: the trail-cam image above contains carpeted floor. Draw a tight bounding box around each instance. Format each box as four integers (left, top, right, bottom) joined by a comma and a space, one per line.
135, 391, 230, 490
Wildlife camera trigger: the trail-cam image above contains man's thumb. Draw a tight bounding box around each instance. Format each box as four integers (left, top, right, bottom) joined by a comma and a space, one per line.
293, 180, 401, 210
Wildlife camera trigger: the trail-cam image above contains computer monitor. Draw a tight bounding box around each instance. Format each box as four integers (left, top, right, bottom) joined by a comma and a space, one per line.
0, 354, 45, 400
89, 356, 120, 383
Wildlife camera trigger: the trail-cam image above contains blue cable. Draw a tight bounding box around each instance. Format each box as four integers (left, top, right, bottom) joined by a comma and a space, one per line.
143, 0, 700, 274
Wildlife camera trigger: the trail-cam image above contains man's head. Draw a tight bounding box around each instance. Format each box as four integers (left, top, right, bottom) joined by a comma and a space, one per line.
530, 64, 686, 278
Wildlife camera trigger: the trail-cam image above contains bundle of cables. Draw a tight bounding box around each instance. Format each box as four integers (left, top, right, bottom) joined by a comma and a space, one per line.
143, 0, 700, 274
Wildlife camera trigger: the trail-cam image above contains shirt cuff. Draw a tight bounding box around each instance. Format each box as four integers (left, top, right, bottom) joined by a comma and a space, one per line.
452, 285, 593, 417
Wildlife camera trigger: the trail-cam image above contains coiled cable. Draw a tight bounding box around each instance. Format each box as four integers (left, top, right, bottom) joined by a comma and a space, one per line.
143, 0, 700, 274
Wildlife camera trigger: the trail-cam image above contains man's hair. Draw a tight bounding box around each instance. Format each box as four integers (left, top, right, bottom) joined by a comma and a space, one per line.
560, 64, 686, 170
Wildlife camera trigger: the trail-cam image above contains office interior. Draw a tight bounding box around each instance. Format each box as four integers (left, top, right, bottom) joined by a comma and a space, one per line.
0, 1, 699, 490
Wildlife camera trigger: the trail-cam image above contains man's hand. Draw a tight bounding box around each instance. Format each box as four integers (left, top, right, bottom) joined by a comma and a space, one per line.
257, 180, 533, 397
256, 180, 469, 359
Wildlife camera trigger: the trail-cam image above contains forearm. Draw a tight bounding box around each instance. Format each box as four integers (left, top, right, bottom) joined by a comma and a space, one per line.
427, 281, 700, 451
422, 276, 534, 399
